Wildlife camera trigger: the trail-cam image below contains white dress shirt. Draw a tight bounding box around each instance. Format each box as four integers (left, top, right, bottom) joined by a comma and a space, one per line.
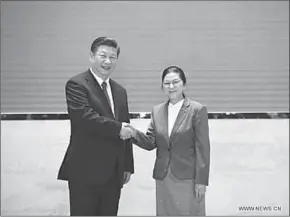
168, 99, 184, 137
90, 68, 115, 116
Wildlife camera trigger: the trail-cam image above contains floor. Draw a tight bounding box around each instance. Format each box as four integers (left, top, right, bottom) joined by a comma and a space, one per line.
1, 119, 289, 216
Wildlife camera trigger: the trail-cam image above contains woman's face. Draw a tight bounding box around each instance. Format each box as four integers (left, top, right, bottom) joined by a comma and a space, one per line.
162, 72, 185, 102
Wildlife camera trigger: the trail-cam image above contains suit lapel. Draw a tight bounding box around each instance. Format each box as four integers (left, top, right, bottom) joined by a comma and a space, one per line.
85, 70, 115, 119
109, 80, 120, 121
169, 98, 190, 141
159, 101, 170, 143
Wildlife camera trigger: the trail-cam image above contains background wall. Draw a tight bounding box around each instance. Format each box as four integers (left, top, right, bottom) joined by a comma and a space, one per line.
1, 1, 289, 113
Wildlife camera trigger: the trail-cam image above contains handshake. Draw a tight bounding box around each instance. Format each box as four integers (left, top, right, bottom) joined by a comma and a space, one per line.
119, 122, 137, 140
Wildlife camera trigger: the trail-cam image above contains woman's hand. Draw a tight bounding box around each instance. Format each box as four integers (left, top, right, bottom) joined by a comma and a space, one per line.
195, 184, 206, 198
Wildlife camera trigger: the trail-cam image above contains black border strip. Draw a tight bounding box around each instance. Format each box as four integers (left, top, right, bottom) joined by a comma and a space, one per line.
1, 112, 289, 120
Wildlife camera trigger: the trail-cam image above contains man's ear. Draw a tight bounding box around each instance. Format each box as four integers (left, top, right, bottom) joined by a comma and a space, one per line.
89, 51, 95, 63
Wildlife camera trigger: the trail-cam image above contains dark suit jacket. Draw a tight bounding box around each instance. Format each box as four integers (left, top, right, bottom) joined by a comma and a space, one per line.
57, 69, 134, 187
132, 98, 210, 185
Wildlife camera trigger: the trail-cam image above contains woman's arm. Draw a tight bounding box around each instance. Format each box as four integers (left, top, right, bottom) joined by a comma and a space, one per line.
194, 106, 211, 186
129, 118, 157, 151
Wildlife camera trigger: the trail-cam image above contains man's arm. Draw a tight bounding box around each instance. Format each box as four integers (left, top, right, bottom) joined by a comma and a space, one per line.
66, 80, 122, 138
123, 92, 134, 174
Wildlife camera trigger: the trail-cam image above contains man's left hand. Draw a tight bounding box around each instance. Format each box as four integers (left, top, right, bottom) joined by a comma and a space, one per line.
123, 172, 131, 184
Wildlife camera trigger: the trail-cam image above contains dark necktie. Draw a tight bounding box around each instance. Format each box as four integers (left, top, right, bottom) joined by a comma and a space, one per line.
101, 82, 112, 110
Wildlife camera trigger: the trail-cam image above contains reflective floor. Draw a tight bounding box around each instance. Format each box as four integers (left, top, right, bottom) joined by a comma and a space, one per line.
1, 119, 289, 216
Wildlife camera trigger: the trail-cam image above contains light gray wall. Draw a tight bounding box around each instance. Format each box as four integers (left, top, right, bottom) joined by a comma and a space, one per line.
1, 1, 289, 113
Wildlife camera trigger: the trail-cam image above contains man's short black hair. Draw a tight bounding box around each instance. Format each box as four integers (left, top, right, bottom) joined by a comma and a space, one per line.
90, 36, 120, 57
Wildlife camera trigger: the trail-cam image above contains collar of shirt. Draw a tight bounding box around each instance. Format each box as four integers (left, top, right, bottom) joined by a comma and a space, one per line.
168, 99, 184, 136
168, 99, 184, 109
89, 68, 110, 89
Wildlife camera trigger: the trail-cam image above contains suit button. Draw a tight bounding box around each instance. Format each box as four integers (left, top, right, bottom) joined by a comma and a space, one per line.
168, 148, 170, 151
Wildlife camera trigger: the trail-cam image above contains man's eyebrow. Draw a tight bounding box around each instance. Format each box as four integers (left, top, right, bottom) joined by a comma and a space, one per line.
98, 51, 116, 56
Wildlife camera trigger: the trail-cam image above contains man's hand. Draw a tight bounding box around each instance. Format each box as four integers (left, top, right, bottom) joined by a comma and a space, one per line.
123, 171, 131, 184
195, 184, 206, 199
120, 123, 137, 140
120, 122, 132, 140
124, 124, 137, 138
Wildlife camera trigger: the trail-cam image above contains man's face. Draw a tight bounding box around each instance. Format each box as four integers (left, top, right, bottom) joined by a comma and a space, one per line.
90, 45, 118, 80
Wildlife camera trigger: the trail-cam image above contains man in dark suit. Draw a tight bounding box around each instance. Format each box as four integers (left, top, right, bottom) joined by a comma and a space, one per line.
57, 36, 134, 216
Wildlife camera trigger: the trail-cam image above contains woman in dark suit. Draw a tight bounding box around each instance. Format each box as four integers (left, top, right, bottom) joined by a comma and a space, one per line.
125, 66, 211, 216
